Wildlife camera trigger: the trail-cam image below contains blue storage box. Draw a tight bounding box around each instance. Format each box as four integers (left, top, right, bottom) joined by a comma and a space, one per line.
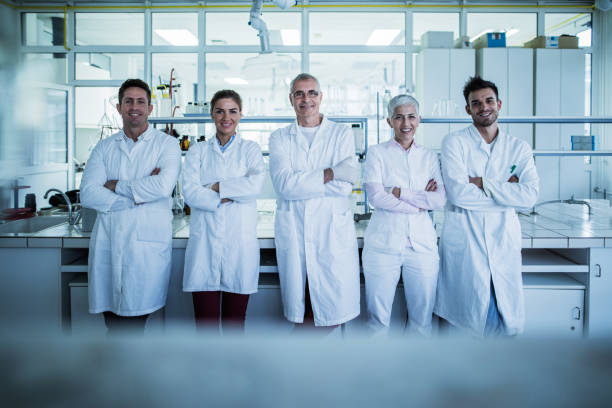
473, 32, 506, 48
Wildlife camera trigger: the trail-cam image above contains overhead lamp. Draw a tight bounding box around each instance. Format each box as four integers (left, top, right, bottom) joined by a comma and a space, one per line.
154, 29, 198, 46
224, 77, 249, 85
366, 29, 401, 46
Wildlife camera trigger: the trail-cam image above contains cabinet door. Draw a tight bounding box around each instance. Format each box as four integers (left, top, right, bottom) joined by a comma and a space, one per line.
588, 248, 612, 337
523, 288, 584, 337
245, 285, 293, 334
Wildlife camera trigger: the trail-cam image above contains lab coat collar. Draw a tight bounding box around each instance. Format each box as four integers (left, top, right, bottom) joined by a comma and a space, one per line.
468, 124, 504, 155
388, 138, 419, 152
115, 124, 155, 144
209, 132, 242, 154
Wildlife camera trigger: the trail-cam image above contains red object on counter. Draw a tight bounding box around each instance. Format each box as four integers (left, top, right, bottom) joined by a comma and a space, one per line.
1, 207, 34, 221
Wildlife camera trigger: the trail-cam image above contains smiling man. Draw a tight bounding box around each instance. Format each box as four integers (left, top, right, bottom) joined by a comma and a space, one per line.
434, 76, 539, 337
80, 79, 181, 335
269, 73, 361, 330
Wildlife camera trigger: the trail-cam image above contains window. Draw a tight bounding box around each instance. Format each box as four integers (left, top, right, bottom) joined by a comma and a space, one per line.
22, 13, 64, 46
75, 13, 144, 46
545, 13, 592, 47
310, 12, 404, 46
75, 53, 144, 80
413, 13, 459, 46
206, 53, 301, 116
152, 13, 199, 46
467, 13, 537, 47
206, 12, 301, 46
310, 53, 405, 116
22, 53, 66, 84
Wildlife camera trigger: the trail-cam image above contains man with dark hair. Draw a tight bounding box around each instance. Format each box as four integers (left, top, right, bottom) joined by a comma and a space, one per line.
434, 76, 539, 337
81, 78, 181, 335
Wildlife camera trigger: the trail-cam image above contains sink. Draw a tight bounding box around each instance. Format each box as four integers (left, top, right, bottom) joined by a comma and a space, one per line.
0, 216, 68, 234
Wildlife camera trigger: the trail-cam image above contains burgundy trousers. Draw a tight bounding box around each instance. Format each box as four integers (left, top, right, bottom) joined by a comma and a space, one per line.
192, 291, 250, 332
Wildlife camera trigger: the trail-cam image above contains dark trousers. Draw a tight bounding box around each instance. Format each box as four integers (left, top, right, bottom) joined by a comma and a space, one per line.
192, 291, 250, 332
103, 311, 149, 336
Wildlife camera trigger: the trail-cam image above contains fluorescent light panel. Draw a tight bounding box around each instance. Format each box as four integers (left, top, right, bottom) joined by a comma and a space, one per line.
280, 29, 300, 46
366, 29, 400, 46
224, 77, 248, 85
154, 29, 198, 46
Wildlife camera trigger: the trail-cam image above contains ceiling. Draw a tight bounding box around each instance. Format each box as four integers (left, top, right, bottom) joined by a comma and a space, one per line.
3, 0, 597, 6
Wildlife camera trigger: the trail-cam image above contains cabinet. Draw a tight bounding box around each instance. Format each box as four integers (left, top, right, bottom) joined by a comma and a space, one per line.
416, 48, 475, 149
523, 273, 584, 338
477, 48, 534, 147
534, 49, 589, 201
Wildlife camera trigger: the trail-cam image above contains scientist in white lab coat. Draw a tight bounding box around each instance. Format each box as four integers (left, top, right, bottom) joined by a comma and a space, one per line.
182, 90, 265, 332
435, 76, 539, 337
362, 95, 446, 336
269, 73, 361, 329
80, 79, 181, 334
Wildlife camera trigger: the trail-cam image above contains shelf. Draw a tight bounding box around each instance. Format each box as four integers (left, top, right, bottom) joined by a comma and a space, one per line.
523, 273, 586, 290
61, 256, 88, 273
521, 249, 588, 273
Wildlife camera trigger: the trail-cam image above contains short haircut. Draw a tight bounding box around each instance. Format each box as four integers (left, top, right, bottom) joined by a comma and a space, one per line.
463, 76, 499, 105
387, 94, 420, 118
118, 78, 151, 105
210, 89, 243, 113
289, 73, 320, 93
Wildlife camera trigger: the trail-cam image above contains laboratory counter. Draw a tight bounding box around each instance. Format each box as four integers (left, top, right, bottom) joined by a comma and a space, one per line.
1, 199, 611, 249
0, 199, 611, 337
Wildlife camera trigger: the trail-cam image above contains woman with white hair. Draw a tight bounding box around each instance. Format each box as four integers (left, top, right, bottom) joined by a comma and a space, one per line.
362, 94, 446, 336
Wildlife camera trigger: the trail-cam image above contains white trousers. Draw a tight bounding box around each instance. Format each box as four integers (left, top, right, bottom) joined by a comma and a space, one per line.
362, 246, 439, 336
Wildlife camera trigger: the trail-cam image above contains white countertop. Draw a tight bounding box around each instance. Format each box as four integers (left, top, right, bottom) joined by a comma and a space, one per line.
1, 199, 611, 249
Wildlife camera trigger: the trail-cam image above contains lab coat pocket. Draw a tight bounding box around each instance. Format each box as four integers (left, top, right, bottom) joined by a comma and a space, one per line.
330, 210, 356, 252
137, 211, 173, 244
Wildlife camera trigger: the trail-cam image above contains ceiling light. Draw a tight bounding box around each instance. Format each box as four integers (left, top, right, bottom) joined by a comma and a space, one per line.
280, 29, 300, 46
224, 77, 248, 85
366, 29, 401, 46
154, 29, 198, 46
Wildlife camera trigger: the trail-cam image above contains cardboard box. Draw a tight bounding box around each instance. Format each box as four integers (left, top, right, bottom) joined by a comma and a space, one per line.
571, 136, 596, 151
524, 35, 559, 48
473, 32, 506, 49
421, 31, 454, 48
559, 35, 579, 49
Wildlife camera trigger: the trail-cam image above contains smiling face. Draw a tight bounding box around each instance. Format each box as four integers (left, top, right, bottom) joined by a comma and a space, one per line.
465, 87, 502, 128
211, 97, 242, 139
289, 78, 322, 123
116, 87, 153, 131
387, 103, 421, 148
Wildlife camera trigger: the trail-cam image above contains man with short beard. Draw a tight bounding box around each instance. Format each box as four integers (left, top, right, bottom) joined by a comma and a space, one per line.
434, 76, 539, 337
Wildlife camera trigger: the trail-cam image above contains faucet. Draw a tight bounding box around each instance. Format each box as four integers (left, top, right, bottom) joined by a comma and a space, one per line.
43, 188, 80, 225
531, 194, 592, 216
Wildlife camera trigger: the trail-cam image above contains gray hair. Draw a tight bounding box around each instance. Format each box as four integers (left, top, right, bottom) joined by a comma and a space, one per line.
387, 94, 420, 118
290, 73, 320, 93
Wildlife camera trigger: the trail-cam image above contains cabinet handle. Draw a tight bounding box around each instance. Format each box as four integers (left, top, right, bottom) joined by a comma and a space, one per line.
594, 264, 602, 278
572, 307, 581, 320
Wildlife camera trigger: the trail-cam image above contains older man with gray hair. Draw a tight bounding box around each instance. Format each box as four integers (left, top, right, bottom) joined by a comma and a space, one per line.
269, 73, 361, 330
362, 94, 446, 336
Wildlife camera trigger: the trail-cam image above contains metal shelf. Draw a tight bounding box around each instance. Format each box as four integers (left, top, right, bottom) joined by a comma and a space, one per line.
420, 116, 612, 124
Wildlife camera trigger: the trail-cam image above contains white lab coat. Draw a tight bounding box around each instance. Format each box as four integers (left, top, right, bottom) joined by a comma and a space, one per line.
81, 126, 181, 316
363, 140, 446, 254
269, 117, 360, 326
362, 140, 446, 335
435, 125, 539, 336
182, 135, 265, 294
